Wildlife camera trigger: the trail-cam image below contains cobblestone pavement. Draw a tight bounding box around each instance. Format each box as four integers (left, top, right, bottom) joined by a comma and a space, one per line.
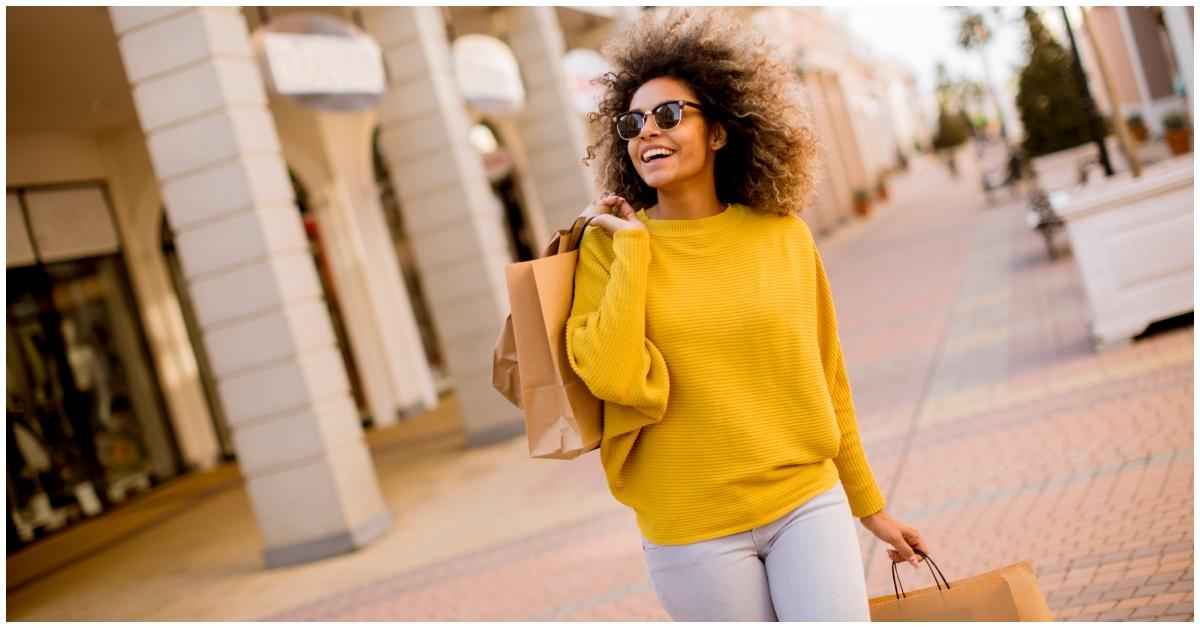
9, 149, 1191, 622
265, 149, 1193, 621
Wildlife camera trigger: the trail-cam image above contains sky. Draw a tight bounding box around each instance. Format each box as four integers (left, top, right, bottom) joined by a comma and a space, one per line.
835, 6, 1076, 96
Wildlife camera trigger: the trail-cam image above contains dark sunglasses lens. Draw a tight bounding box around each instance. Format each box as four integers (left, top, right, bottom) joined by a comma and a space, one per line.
654, 102, 683, 130
616, 113, 642, 139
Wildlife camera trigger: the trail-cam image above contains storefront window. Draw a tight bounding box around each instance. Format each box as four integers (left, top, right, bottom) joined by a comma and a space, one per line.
6, 186, 179, 550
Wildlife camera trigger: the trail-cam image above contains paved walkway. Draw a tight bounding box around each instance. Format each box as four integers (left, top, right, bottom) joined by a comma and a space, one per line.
829, 149, 1193, 622
7, 148, 1192, 621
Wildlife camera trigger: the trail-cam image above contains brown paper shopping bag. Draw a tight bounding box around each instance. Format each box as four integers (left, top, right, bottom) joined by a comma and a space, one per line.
492, 215, 602, 460
869, 551, 1053, 622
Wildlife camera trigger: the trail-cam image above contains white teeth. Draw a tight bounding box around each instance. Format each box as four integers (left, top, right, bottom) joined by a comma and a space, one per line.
641, 147, 675, 163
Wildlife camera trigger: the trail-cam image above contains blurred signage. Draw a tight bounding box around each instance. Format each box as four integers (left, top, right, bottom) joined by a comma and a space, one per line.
264, 33, 383, 95
7, 187, 121, 268
452, 35, 525, 115
253, 13, 384, 112
563, 49, 610, 115
7, 194, 36, 268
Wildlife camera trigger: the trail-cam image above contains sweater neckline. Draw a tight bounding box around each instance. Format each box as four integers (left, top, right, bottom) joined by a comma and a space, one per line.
636, 202, 746, 237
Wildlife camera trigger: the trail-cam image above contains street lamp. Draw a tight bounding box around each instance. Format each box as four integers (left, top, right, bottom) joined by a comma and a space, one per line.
1060, 6, 1114, 177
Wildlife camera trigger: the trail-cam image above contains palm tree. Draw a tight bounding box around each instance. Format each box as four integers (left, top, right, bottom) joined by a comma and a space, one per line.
952, 6, 1011, 146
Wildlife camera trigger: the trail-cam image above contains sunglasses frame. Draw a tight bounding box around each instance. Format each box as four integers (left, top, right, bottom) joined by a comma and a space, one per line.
613, 99, 704, 140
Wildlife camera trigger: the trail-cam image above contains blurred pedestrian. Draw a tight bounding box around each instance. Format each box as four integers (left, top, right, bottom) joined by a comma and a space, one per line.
567, 8, 928, 622
1006, 147, 1026, 200
945, 149, 959, 177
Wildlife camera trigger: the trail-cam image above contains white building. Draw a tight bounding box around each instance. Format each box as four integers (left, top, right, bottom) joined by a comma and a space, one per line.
6, 5, 919, 567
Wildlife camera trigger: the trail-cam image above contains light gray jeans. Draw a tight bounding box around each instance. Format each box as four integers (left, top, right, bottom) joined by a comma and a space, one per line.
640, 482, 872, 621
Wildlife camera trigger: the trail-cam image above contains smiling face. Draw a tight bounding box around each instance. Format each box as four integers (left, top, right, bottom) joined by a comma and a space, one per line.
624, 77, 725, 194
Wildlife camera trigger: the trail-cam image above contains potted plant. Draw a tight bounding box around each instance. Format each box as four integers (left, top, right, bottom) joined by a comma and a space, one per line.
1125, 113, 1148, 142
853, 188, 871, 217
1162, 111, 1191, 155
875, 174, 889, 201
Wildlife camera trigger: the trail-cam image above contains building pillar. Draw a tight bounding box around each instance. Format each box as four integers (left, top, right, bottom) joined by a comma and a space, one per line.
96, 125, 224, 471
1162, 6, 1194, 120
817, 71, 866, 224
1115, 7, 1157, 133
271, 102, 440, 427
362, 6, 525, 447
110, 6, 391, 568
801, 74, 846, 234
305, 180, 436, 427
502, 6, 596, 231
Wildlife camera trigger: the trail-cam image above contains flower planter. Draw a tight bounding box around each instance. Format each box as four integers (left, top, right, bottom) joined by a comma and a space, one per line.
1129, 124, 1148, 142
1051, 155, 1194, 350
1165, 129, 1192, 155
853, 188, 871, 217
1029, 137, 1123, 193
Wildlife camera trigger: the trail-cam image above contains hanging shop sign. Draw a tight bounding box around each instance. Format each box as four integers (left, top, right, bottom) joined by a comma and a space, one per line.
563, 48, 611, 115
7, 194, 36, 268
8, 187, 121, 267
252, 12, 385, 112
452, 35, 525, 116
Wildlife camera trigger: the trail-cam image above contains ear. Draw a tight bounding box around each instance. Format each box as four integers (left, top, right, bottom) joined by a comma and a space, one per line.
708, 122, 728, 150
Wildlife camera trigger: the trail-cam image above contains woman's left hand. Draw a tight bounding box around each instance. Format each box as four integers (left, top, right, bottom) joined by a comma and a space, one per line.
859, 509, 929, 569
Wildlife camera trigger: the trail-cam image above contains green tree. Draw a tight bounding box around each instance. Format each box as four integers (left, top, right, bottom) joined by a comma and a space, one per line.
931, 62, 972, 151
1015, 6, 1091, 157
932, 103, 970, 150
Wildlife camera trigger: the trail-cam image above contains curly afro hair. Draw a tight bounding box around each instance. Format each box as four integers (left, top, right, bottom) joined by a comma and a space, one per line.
582, 8, 823, 217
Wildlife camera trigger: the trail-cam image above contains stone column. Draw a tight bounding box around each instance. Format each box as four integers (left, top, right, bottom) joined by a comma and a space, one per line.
1115, 7, 1157, 133
270, 101, 440, 427
812, 70, 859, 225
362, 6, 525, 446
310, 177, 441, 424
99, 125, 224, 472
110, 6, 390, 568
502, 6, 596, 231
821, 72, 870, 212
805, 72, 853, 231
1162, 6, 1194, 120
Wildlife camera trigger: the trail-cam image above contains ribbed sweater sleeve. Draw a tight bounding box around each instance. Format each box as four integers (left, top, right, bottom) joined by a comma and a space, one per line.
813, 243, 887, 518
566, 228, 670, 437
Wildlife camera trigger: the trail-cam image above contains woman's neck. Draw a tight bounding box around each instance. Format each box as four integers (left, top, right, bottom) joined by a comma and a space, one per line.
647, 187, 727, 220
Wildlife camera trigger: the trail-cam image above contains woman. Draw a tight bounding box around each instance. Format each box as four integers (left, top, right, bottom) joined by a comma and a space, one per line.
565, 9, 929, 622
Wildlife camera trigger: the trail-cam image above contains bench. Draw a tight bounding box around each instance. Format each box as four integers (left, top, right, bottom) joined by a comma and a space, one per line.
1026, 158, 1098, 260
1026, 190, 1064, 259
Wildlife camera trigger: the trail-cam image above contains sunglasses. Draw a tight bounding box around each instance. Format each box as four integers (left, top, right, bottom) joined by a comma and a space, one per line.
613, 99, 704, 141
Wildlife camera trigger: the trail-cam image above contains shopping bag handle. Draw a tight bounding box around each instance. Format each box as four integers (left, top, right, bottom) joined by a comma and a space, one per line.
564, 215, 593, 253
540, 215, 594, 258
890, 550, 951, 600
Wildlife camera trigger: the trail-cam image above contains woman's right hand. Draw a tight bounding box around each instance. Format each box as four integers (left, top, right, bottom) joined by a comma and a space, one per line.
579, 194, 647, 237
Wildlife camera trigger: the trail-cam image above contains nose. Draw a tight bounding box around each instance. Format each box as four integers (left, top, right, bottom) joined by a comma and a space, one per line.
637, 113, 662, 140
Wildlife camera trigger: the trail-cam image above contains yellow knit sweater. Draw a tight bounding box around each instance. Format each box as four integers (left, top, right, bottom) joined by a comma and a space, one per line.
565, 202, 886, 545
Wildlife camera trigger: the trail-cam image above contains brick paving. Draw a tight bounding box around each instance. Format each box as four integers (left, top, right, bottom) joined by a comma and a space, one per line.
263, 148, 1193, 621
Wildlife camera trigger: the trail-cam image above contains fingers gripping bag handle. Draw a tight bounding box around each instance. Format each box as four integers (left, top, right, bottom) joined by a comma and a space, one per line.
890, 550, 951, 600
